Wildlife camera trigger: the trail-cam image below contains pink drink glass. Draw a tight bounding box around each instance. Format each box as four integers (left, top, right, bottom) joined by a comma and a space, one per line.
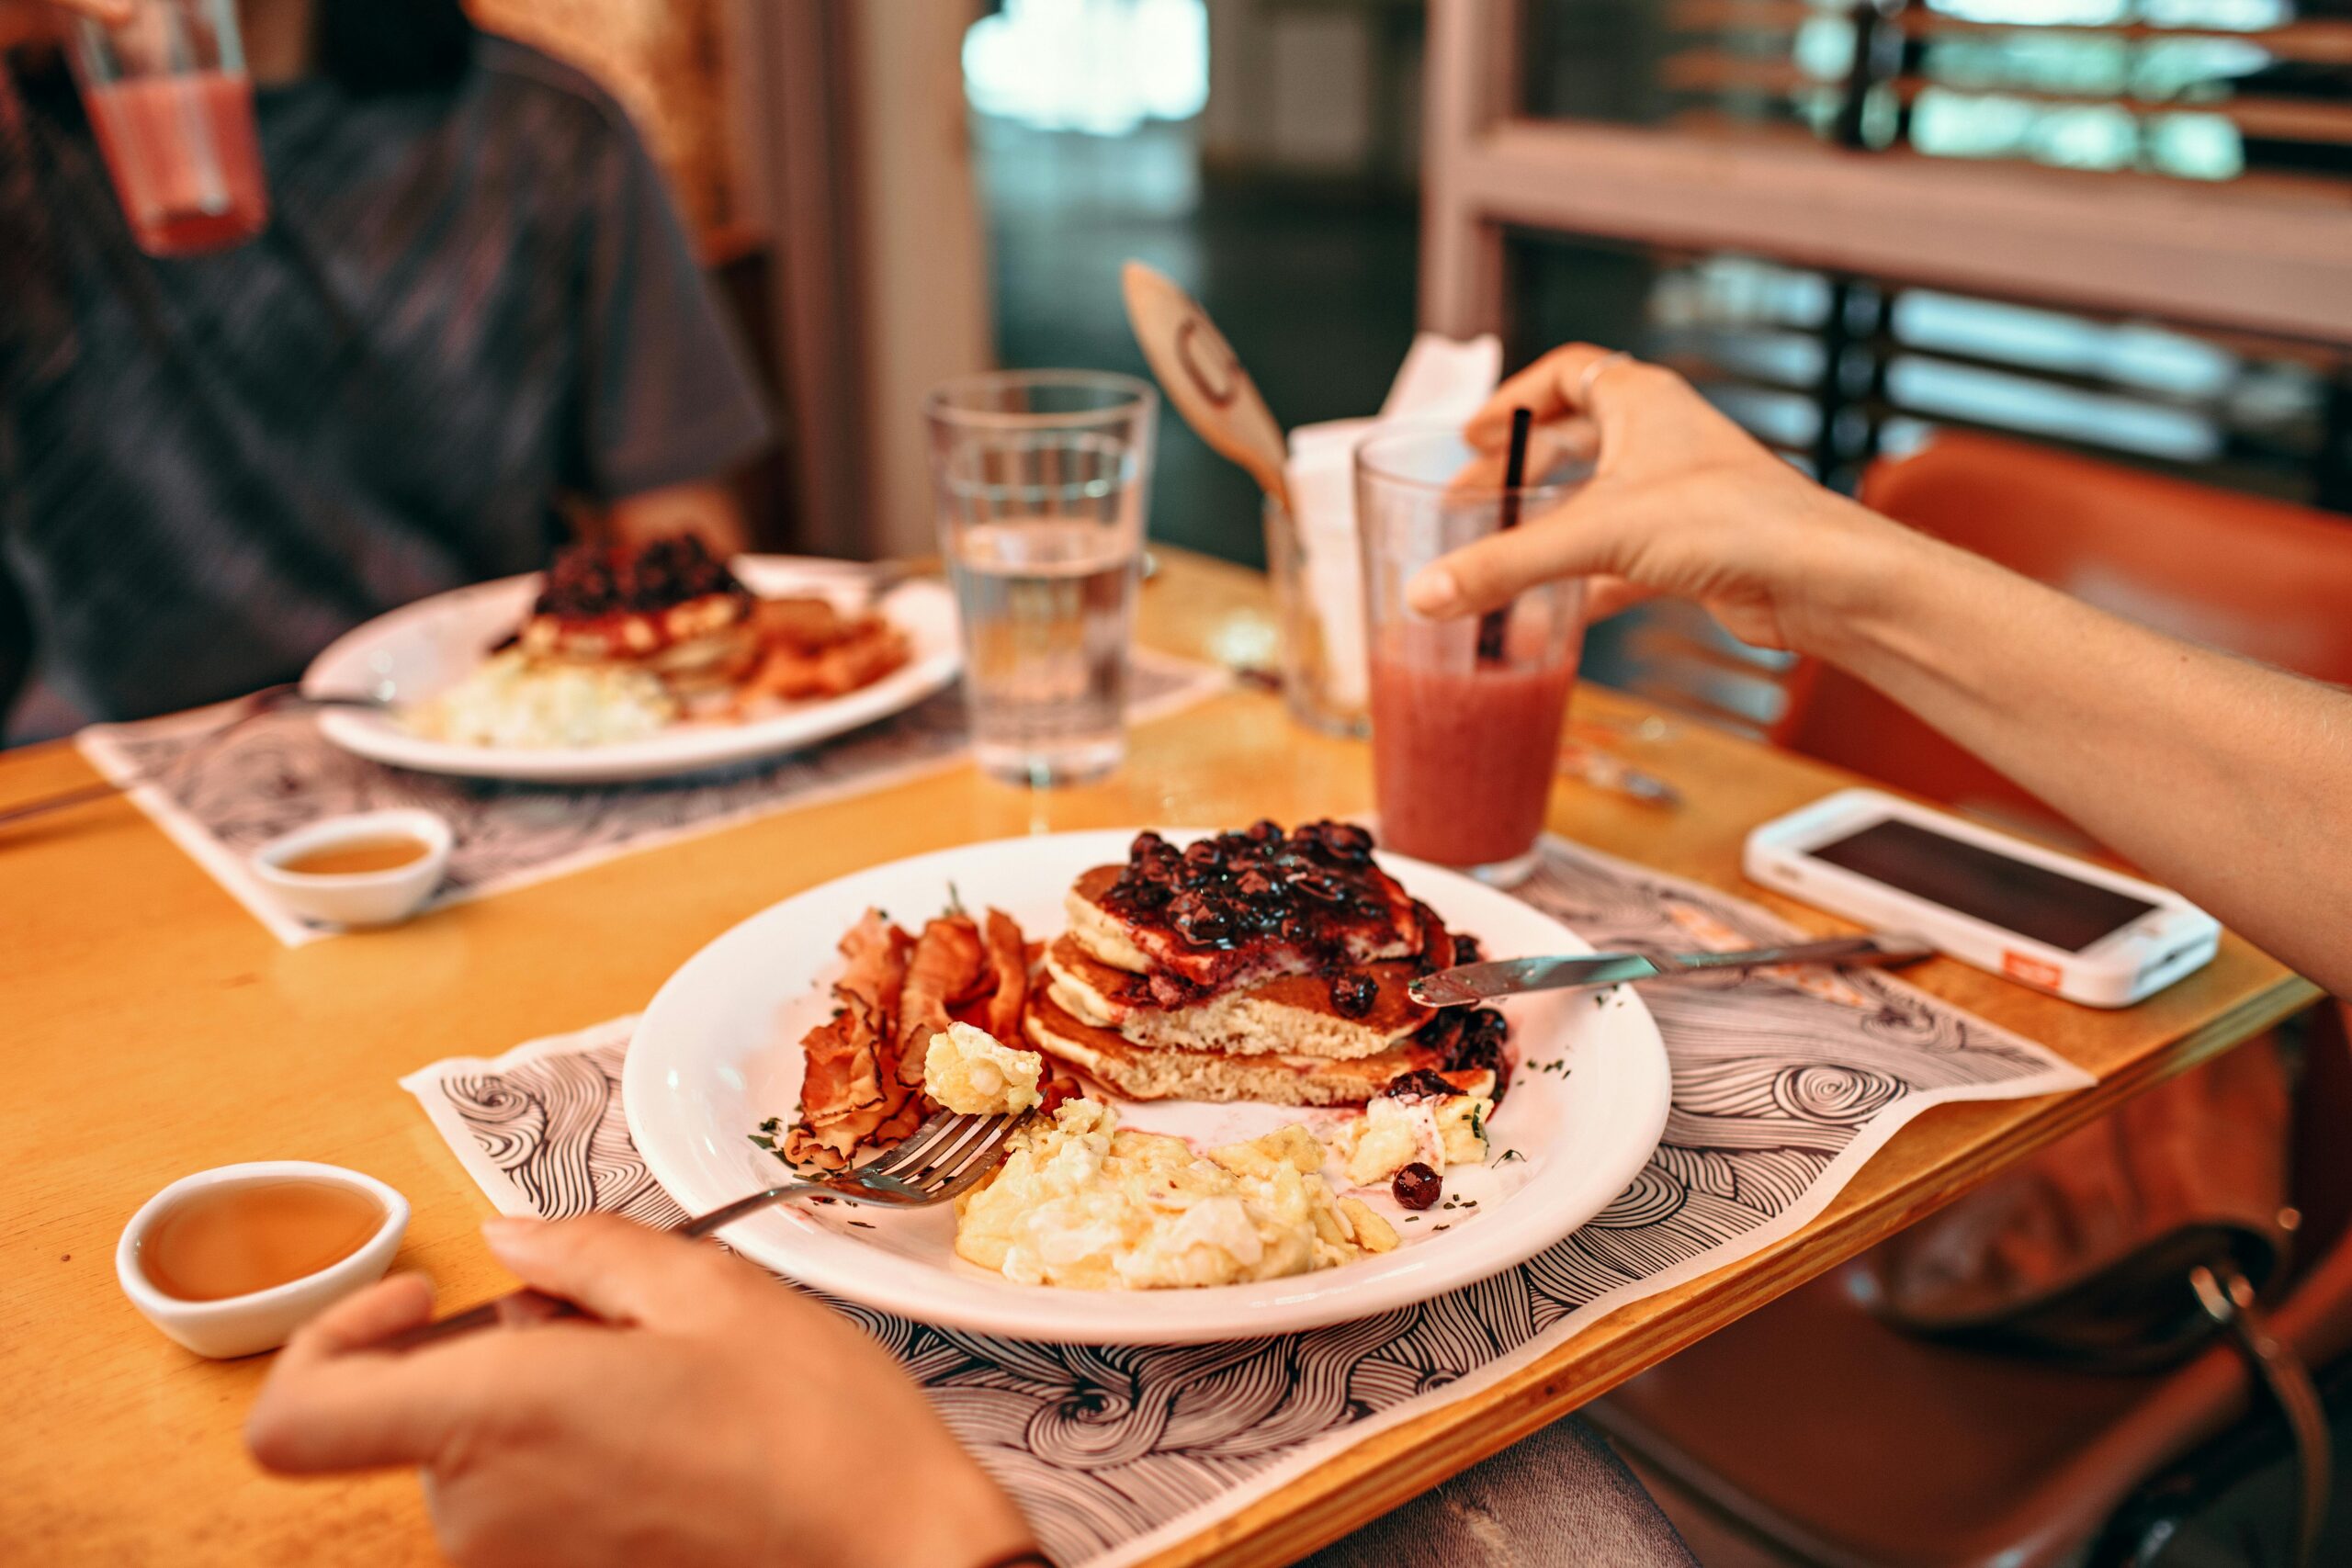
1357, 424, 1589, 886
70, 0, 268, 257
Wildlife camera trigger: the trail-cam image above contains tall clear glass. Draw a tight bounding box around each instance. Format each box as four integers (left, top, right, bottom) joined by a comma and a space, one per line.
1357, 424, 1589, 886
69, 0, 270, 257
1262, 494, 1369, 738
925, 370, 1158, 787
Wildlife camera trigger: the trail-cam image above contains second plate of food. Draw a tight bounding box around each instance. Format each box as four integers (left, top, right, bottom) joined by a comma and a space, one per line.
625, 828, 1670, 1344
303, 555, 962, 784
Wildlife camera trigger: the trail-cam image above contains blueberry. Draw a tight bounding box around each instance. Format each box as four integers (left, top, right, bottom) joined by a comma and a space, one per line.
1290, 872, 1345, 903
1383, 1068, 1458, 1100
1393, 1163, 1442, 1210
1329, 974, 1377, 1019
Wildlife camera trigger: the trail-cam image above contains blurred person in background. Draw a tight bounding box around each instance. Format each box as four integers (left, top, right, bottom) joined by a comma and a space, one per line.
0, 0, 769, 738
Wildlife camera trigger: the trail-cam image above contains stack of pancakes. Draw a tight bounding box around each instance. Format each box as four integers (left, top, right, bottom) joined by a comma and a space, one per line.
518, 536, 760, 695
1023, 823, 1495, 1105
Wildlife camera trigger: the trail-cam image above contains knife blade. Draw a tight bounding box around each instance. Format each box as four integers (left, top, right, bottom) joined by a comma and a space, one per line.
1408, 932, 1935, 1007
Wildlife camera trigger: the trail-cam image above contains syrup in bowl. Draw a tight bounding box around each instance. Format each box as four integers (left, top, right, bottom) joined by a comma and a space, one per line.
277, 837, 430, 877
249, 807, 453, 929
136, 1177, 387, 1302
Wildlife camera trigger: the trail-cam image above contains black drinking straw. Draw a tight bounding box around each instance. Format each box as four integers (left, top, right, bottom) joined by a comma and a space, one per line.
1475, 406, 1534, 664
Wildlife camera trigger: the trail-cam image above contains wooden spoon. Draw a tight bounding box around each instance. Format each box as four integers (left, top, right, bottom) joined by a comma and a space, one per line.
1121, 261, 1293, 513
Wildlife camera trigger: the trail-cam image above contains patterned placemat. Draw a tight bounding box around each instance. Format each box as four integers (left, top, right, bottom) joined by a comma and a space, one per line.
75, 651, 1227, 947
400, 834, 2091, 1568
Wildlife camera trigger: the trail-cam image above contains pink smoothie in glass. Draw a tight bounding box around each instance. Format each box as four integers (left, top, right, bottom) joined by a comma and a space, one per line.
1369, 641, 1574, 871
83, 71, 268, 255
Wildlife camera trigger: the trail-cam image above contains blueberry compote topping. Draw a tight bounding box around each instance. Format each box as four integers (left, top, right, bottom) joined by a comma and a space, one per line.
1410, 1006, 1511, 1100
1100, 822, 1397, 976
1381, 1068, 1460, 1101
536, 535, 747, 621
1099, 822, 1511, 1091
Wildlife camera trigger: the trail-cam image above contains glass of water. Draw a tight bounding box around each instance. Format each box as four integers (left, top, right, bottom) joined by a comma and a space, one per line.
925, 370, 1158, 786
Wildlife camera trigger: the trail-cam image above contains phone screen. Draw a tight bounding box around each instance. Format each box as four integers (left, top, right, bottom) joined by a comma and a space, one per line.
1806, 818, 2156, 953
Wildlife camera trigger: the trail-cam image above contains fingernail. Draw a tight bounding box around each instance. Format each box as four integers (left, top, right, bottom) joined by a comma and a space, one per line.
481, 1215, 542, 1249
1408, 565, 1463, 617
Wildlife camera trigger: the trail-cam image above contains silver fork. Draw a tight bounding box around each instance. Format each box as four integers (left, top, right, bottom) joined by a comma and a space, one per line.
374, 1108, 1033, 1351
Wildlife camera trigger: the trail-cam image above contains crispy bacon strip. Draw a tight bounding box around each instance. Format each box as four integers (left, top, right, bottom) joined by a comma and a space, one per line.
752, 595, 853, 652
784, 909, 913, 1169
782, 904, 1038, 1169
736, 613, 912, 708
981, 908, 1028, 1041
840, 908, 914, 1021
814, 624, 910, 691
894, 912, 990, 1090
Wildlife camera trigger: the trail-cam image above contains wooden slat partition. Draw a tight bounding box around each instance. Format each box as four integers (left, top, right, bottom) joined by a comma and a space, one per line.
1654, 47, 2352, 148
1664, 0, 2352, 69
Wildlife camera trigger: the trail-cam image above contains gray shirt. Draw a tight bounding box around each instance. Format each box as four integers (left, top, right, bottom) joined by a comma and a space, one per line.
0, 35, 770, 722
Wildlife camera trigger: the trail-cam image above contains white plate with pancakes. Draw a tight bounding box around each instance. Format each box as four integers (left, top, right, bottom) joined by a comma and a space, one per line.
301, 556, 962, 784
625, 829, 1672, 1344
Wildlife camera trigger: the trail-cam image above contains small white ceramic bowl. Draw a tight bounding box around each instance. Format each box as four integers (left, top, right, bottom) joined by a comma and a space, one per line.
117, 1161, 412, 1359
250, 808, 453, 928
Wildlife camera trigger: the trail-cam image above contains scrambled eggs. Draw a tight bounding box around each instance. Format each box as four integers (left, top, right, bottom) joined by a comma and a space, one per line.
1329, 1072, 1494, 1188
923, 1022, 1044, 1115
954, 1099, 1397, 1290
406, 651, 676, 749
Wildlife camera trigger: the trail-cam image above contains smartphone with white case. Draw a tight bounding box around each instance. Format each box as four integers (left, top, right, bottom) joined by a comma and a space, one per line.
1743, 789, 2218, 1008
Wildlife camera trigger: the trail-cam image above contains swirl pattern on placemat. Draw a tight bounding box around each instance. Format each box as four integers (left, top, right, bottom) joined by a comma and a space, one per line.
443, 1045, 687, 1226
405, 835, 2089, 1568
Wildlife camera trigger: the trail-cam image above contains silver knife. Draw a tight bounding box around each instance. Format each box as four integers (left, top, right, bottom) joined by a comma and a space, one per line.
1408, 932, 1936, 1007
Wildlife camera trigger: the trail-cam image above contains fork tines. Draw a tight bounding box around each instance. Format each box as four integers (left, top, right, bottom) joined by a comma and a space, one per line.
855, 1109, 1025, 1197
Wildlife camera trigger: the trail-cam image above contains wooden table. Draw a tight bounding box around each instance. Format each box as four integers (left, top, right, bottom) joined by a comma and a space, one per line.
0, 549, 2317, 1566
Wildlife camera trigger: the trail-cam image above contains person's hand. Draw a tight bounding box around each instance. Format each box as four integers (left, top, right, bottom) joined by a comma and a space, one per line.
246, 1214, 1041, 1568
1410, 344, 1933, 658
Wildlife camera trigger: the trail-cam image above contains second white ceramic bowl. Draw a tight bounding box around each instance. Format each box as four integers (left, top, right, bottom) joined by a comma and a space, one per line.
249, 808, 453, 928
117, 1161, 412, 1359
